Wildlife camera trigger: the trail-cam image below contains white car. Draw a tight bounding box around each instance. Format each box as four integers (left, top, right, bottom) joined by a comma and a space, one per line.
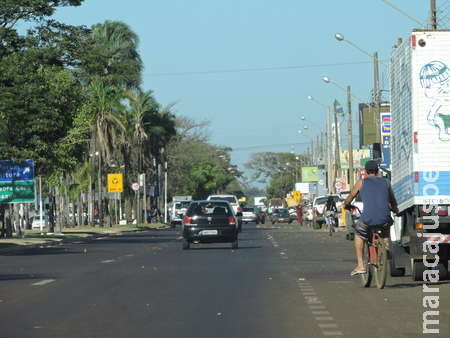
207, 194, 243, 231
312, 194, 341, 229
32, 215, 49, 230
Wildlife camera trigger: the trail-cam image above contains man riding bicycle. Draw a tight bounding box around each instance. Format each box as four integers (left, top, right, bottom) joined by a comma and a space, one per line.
344, 160, 399, 276
323, 195, 338, 231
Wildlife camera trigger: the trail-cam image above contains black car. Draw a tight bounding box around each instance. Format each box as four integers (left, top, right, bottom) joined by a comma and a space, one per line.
182, 200, 240, 250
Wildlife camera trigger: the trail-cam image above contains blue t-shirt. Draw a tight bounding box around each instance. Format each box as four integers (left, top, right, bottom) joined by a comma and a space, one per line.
359, 176, 393, 226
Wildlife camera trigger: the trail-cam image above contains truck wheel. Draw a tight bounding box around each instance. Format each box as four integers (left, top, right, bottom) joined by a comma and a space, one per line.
411, 259, 426, 281
436, 260, 448, 281
389, 238, 406, 277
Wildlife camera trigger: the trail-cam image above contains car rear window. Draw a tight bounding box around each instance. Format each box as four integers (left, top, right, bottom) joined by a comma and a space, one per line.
242, 207, 254, 212
208, 196, 238, 204
188, 202, 232, 215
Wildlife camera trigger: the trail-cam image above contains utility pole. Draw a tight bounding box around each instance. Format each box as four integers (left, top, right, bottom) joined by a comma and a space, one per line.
326, 106, 332, 194
333, 101, 341, 182
347, 86, 354, 188
374, 52, 381, 144
431, 0, 437, 30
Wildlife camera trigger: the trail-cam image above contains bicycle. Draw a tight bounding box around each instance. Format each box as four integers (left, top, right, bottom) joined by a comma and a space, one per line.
326, 212, 336, 237
360, 225, 389, 289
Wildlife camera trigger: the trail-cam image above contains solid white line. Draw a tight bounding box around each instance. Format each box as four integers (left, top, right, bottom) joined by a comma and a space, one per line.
101, 260, 115, 263
31, 279, 55, 286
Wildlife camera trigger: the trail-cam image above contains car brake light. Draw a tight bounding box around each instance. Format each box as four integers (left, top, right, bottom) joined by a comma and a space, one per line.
228, 216, 236, 225
184, 216, 192, 226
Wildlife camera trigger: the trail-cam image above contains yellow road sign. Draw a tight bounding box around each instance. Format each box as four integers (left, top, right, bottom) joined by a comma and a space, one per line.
293, 190, 301, 201
108, 173, 123, 193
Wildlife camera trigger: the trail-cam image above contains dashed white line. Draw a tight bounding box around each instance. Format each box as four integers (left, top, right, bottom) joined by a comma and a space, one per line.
31, 279, 55, 286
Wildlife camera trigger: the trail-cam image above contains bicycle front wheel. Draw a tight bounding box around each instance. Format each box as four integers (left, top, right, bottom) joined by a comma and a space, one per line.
374, 237, 387, 289
361, 241, 372, 287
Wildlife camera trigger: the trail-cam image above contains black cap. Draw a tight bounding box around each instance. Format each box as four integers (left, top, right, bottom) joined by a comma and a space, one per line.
365, 160, 379, 173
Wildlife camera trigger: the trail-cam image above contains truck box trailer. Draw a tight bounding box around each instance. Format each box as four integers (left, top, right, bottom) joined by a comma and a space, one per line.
390, 29, 450, 281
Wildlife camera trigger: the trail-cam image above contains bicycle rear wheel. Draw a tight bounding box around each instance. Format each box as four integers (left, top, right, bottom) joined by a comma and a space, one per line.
374, 237, 387, 289
361, 241, 372, 287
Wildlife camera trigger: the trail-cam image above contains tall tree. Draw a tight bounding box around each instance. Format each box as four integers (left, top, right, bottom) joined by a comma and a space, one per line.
90, 20, 143, 89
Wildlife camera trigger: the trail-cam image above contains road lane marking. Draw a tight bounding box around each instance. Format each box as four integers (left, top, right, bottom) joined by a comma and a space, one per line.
297, 279, 342, 336
101, 260, 115, 263
319, 324, 338, 328
32, 279, 55, 286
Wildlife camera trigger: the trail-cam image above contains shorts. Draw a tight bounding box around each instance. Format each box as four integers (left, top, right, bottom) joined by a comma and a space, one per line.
353, 218, 393, 242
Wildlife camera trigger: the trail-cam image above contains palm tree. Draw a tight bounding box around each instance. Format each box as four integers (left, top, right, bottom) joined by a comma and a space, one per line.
86, 81, 126, 226
90, 20, 143, 89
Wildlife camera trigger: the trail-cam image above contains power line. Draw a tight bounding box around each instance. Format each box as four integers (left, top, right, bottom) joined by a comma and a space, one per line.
145, 61, 377, 77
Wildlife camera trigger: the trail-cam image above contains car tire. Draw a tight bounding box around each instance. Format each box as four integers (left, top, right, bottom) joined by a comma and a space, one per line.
261, 217, 265, 224
231, 239, 238, 249
182, 238, 190, 250
255, 218, 259, 225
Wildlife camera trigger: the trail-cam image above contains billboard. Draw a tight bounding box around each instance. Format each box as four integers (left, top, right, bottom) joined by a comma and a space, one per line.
301, 167, 318, 182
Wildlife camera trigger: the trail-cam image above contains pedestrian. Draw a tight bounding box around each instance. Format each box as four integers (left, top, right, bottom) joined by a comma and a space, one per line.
150, 206, 161, 223
296, 204, 303, 225
344, 160, 399, 276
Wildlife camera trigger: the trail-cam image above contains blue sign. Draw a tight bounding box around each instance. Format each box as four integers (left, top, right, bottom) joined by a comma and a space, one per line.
0, 160, 34, 182
380, 135, 391, 169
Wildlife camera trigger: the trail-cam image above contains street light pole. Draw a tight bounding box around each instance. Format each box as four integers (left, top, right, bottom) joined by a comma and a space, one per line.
307, 96, 333, 194
347, 85, 354, 188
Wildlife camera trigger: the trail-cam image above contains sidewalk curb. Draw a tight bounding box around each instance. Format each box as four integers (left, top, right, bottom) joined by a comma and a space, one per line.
0, 225, 170, 255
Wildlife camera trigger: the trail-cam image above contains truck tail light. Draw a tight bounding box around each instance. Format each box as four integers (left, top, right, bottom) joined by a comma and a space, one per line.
228, 216, 237, 226
437, 206, 448, 216
184, 216, 192, 226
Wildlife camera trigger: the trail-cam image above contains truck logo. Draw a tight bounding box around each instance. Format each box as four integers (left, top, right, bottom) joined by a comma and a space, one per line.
420, 60, 450, 142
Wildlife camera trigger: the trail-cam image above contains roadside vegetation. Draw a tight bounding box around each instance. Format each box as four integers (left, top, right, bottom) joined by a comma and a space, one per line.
0, 1, 310, 238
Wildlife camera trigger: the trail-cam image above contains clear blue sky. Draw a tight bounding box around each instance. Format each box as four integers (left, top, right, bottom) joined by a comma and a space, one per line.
49, 0, 437, 188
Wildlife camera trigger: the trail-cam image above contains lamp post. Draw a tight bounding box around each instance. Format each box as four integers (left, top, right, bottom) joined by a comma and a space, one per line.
307, 96, 332, 195
322, 76, 356, 188
334, 33, 387, 144
301, 116, 326, 158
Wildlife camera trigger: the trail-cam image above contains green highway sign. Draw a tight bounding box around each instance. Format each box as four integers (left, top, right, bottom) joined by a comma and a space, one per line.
0, 160, 35, 203
0, 181, 35, 203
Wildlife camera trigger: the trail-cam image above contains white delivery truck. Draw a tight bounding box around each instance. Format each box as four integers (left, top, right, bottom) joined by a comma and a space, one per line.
389, 29, 450, 281
170, 196, 192, 228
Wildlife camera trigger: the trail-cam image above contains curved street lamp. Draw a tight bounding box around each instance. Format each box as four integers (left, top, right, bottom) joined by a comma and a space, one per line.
334, 33, 389, 67
307, 95, 332, 194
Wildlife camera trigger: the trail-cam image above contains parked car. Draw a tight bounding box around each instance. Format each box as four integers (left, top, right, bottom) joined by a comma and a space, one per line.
341, 194, 363, 241
312, 194, 341, 229
241, 206, 265, 224
31, 215, 49, 230
303, 204, 313, 222
207, 194, 243, 231
270, 208, 293, 224
181, 200, 240, 250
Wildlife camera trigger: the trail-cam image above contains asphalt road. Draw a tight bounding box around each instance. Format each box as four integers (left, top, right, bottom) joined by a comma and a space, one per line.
1, 223, 449, 337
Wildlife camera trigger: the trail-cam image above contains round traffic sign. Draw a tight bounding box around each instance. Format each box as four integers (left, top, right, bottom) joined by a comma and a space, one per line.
335, 182, 342, 189
318, 179, 325, 186
131, 182, 140, 191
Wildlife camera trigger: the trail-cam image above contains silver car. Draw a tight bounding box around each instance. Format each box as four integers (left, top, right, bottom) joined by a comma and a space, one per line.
241, 206, 265, 224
